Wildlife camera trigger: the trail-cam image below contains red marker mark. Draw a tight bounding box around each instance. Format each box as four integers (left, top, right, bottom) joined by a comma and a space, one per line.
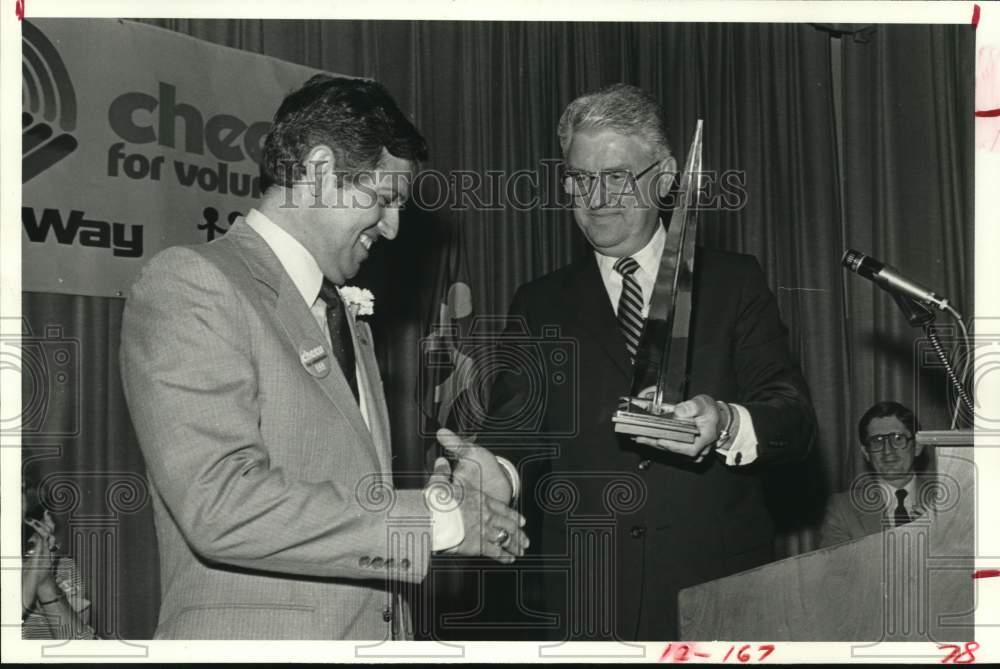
972, 4, 980, 29
675, 643, 691, 662
721, 644, 777, 663
939, 641, 979, 664
659, 643, 705, 663
660, 643, 778, 663
976, 109, 1000, 118
15, 0, 23, 21
973, 568, 1000, 579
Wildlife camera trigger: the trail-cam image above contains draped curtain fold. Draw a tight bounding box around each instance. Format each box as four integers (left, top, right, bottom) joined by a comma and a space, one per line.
21, 19, 971, 639
839, 25, 974, 489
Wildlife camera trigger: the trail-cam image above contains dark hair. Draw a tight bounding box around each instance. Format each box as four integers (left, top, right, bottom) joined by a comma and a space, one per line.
260, 75, 428, 191
22, 466, 42, 511
857, 400, 919, 444
22, 467, 45, 548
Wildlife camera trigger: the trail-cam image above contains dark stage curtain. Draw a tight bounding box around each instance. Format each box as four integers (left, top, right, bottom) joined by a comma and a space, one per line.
20, 294, 158, 640
837, 25, 975, 488
21, 20, 972, 639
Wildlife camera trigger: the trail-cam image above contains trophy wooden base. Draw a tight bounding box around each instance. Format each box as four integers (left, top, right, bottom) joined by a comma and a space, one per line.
612, 397, 700, 444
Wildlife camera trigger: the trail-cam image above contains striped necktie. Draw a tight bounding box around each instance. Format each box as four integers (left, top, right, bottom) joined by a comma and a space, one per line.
614, 256, 644, 362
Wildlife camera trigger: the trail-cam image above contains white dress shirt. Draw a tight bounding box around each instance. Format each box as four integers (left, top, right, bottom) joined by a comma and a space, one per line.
594, 223, 759, 466
244, 209, 470, 550
245, 209, 372, 426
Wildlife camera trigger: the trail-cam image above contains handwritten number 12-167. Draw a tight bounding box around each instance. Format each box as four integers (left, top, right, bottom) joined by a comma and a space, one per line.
658, 643, 775, 662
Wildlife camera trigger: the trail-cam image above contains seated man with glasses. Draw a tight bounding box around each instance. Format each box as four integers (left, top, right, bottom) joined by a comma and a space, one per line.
818, 400, 931, 548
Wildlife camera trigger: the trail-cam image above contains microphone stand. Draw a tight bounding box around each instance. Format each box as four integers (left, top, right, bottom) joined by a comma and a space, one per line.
889, 290, 974, 429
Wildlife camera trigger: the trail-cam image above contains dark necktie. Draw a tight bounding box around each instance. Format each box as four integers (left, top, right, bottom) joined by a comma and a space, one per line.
318, 279, 359, 402
894, 488, 911, 527
614, 256, 644, 363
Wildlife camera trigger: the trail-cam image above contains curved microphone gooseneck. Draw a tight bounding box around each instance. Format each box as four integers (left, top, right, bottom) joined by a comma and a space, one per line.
842, 249, 973, 429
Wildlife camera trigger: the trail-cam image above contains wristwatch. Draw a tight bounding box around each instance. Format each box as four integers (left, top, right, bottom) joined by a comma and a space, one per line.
714, 400, 738, 455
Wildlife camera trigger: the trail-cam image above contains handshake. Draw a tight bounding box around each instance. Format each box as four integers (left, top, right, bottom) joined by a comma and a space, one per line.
424, 428, 529, 564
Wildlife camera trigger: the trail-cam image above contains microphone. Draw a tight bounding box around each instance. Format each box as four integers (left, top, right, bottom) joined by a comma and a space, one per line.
841, 248, 949, 311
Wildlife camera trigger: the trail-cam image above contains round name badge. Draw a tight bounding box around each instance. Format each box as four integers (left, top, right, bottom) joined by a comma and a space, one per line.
299, 340, 331, 378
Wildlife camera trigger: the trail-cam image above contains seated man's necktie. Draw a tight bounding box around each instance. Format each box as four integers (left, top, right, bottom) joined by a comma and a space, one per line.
318, 279, 359, 402
614, 256, 644, 363
894, 488, 912, 527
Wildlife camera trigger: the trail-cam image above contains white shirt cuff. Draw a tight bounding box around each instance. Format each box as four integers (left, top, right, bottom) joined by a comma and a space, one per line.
424, 485, 465, 552
496, 456, 520, 502
718, 403, 758, 466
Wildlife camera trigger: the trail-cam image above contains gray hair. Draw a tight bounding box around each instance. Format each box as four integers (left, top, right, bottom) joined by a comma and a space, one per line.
557, 83, 672, 159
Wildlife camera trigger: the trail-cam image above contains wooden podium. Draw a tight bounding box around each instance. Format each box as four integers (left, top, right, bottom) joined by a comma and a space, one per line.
679, 436, 975, 641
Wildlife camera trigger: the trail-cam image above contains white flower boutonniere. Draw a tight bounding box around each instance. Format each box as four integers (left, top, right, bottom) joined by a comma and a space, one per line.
340, 286, 375, 317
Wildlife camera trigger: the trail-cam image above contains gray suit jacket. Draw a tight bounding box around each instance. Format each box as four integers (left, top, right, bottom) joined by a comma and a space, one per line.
121, 219, 432, 639
817, 490, 886, 548
818, 475, 933, 549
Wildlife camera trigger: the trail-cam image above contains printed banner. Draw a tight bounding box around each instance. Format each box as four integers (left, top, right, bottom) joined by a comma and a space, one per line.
21, 18, 336, 298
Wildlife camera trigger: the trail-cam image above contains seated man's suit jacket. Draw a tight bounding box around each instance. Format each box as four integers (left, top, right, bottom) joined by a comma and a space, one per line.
121, 220, 431, 640
482, 245, 817, 641
818, 474, 935, 549
817, 490, 886, 549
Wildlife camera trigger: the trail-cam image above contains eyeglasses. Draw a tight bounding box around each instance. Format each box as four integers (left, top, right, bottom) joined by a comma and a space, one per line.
561, 159, 661, 197
864, 432, 914, 452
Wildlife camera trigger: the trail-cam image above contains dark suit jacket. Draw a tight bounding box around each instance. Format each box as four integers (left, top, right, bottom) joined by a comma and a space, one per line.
121, 219, 432, 639
481, 245, 816, 641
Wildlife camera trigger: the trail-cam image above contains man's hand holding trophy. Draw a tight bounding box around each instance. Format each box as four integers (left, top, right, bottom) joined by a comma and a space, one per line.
612, 120, 732, 465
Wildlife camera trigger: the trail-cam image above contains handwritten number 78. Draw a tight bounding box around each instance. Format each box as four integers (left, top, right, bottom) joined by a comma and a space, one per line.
939, 642, 979, 664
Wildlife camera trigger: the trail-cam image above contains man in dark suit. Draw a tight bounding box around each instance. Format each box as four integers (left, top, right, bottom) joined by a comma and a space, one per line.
480, 83, 816, 640
120, 75, 526, 639
819, 401, 930, 548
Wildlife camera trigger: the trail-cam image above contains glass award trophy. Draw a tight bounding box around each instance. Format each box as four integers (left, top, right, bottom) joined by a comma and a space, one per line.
612, 120, 704, 446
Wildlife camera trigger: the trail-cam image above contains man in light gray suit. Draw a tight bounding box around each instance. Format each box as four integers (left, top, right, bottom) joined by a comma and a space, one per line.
819, 401, 932, 548
121, 75, 526, 640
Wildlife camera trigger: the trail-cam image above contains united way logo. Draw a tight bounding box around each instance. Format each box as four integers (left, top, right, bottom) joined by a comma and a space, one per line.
22, 21, 78, 183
